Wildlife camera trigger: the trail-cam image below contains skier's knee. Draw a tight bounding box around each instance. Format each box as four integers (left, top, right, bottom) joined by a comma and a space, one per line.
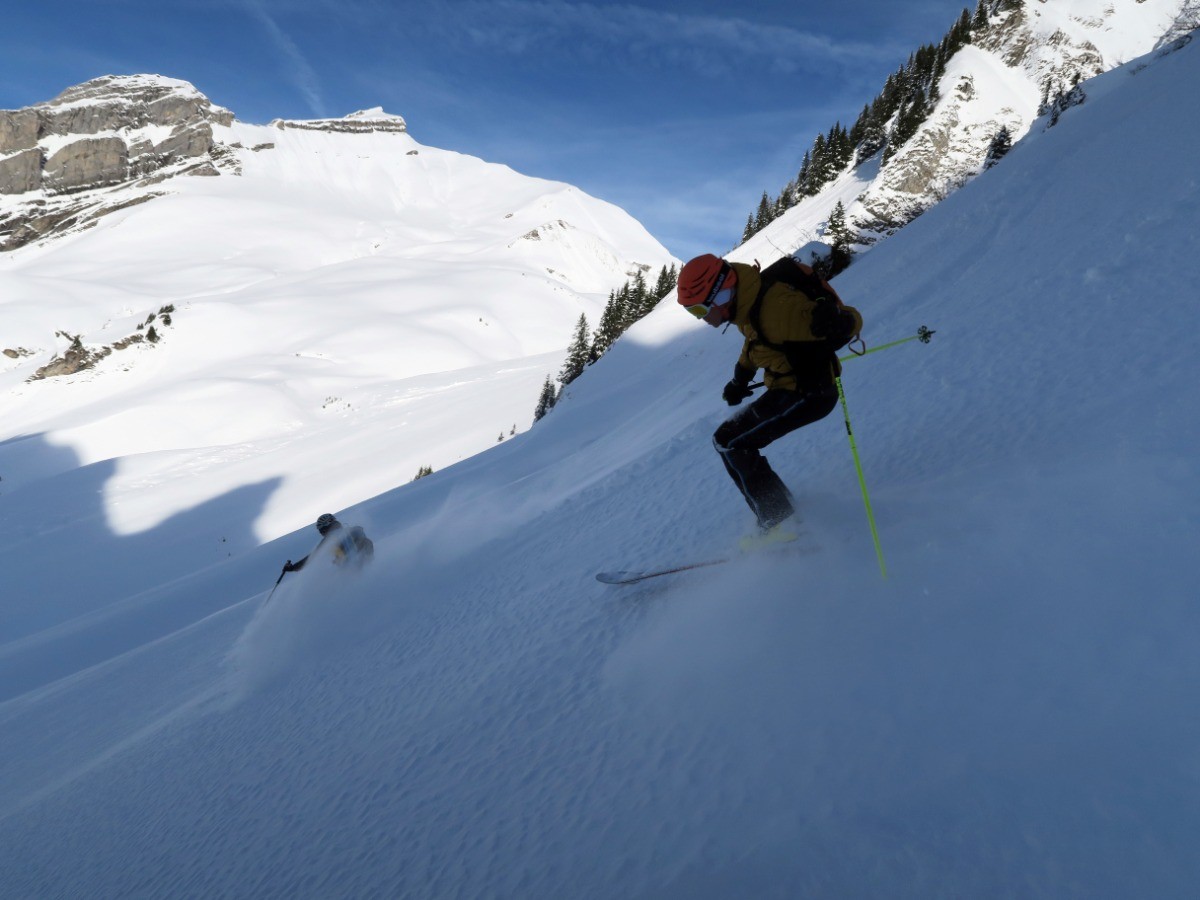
713, 424, 734, 453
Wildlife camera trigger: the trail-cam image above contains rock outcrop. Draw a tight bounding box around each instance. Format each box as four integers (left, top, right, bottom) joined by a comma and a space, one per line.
0, 75, 240, 250
0, 148, 43, 195
0, 75, 233, 198
1, 77, 411, 252
270, 107, 407, 135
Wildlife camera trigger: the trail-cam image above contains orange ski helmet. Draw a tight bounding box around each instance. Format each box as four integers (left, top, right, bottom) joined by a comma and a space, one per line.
677, 254, 736, 316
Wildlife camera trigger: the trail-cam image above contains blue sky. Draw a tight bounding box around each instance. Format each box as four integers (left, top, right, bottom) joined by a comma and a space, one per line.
2, 0, 973, 261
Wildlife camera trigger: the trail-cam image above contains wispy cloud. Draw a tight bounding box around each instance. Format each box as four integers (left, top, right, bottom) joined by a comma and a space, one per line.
240, 0, 326, 116
423, 1, 890, 75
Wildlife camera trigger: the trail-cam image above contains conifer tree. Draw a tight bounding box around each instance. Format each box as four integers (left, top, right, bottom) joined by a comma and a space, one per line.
591, 291, 625, 359
616, 283, 638, 331
796, 151, 812, 196
825, 201, 854, 276
559, 313, 591, 386
984, 125, 1012, 168
754, 192, 774, 232
533, 375, 558, 422
630, 269, 650, 319
652, 264, 675, 300
972, 0, 990, 32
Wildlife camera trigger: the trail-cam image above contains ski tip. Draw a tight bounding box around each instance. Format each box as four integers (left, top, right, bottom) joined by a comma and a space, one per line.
595, 571, 635, 585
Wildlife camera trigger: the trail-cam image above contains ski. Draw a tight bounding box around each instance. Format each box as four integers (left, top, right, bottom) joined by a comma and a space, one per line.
596, 541, 817, 585
596, 558, 733, 585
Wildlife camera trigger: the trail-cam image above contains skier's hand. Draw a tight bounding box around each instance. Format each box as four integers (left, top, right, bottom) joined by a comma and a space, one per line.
722, 380, 753, 406
283, 560, 294, 573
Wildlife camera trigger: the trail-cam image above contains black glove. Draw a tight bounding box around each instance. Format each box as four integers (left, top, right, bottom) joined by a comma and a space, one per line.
283, 560, 295, 573
722, 379, 753, 406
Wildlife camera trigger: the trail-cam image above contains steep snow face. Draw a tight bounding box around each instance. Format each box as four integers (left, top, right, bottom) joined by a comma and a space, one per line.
1, 33, 1197, 900
817, 0, 1189, 236
0, 82, 673, 553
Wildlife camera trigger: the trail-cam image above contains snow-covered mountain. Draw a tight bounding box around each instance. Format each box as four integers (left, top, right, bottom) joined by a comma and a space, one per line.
758, 0, 1192, 252
0, 75, 674, 564
1, 25, 1197, 899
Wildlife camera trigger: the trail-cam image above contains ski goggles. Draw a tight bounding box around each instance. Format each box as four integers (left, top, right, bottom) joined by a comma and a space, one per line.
685, 286, 735, 319
684, 265, 734, 318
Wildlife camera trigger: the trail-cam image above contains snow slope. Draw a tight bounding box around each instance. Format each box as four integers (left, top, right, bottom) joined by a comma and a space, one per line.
2, 35, 1199, 899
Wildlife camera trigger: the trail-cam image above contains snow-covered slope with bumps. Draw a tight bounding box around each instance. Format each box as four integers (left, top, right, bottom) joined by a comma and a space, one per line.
2, 32, 1198, 899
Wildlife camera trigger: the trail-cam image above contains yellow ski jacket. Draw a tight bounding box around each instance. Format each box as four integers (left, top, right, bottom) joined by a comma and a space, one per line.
728, 262, 863, 392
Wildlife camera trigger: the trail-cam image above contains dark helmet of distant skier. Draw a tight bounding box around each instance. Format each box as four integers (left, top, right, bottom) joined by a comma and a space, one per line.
316, 513, 340, 535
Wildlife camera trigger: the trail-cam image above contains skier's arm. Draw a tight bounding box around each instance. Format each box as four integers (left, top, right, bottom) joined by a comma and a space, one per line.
736, 343, 757, 377
284, 555, 309, 573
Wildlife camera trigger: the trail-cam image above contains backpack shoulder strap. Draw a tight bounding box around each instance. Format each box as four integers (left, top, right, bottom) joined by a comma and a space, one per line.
746, 263, 791, 352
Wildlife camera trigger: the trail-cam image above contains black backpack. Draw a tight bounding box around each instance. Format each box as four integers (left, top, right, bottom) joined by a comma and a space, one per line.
758, 257, 844, 307
745, 257, 854, 379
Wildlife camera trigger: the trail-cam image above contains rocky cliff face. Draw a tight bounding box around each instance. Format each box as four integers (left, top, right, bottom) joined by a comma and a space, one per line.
0, 77, 416, 252
852, 0, 1190, 236
0, 75, 233, 196
0, 75, 240, 251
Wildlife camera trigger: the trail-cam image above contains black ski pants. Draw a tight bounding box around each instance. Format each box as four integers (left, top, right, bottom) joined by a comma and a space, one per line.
713, 383, 839, 530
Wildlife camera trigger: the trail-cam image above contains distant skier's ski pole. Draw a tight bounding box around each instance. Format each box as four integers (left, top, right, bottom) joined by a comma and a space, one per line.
265, 566, 288, 604
837, 376, 887, 579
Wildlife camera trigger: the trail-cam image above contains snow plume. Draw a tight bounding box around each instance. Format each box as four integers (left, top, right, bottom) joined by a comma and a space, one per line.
225, 489, 519, 696
228, 544, 382, 695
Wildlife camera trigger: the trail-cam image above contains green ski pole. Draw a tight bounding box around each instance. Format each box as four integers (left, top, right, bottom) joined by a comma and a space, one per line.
836, 325, 934, 578
744, 325, 934, 577
836, 375, 887, 579
840, 325, 935, 363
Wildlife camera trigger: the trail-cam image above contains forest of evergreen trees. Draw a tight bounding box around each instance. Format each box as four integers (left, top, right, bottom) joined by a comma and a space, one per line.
740, 1, 1006, 246
533, 263, 678, 422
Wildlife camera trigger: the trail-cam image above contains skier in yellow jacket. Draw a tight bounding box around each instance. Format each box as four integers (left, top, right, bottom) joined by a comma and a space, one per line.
677, 253, 863, 539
